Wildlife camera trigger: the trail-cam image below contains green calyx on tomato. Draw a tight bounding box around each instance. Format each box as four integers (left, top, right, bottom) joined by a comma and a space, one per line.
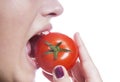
45, 41, 71, 60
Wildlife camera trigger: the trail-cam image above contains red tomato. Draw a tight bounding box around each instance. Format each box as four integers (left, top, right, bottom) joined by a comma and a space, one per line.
34, 32, 79, 74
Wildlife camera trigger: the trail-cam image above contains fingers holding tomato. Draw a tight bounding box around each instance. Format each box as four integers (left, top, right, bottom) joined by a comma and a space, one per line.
34, 32, 79, 74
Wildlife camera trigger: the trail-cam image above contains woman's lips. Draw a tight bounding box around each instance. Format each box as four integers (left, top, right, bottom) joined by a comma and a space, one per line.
26, 42, 31, 56
36, 24, 52, 35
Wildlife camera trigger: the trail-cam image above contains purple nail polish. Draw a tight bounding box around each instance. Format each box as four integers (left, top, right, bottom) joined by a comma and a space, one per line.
55, 66, 64, 78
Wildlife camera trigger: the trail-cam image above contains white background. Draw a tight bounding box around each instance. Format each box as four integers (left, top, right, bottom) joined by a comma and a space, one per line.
35, 0, 120, 82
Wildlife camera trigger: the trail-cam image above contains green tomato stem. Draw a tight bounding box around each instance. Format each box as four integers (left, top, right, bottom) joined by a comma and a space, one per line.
45, 41, 71, 60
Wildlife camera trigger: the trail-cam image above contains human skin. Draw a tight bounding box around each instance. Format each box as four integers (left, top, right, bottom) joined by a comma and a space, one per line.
0, 0, 63, 82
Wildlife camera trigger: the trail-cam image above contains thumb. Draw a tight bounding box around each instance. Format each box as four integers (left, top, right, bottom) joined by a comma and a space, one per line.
52, 65, 71, 82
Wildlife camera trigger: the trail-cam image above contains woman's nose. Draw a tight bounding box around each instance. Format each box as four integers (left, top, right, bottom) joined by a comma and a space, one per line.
40, 0, 63, 17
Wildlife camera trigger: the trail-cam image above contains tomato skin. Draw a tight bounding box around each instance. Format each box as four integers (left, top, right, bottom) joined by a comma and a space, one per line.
35, 32, 79, 74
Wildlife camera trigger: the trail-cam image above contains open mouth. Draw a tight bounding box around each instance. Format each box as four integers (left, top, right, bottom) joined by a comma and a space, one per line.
29, 34, 40, 58
26, 24, 52, 69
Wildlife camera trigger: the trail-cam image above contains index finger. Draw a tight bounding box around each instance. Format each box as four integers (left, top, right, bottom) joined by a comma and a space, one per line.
74, 32, 102, 82
74, 32, 92, 62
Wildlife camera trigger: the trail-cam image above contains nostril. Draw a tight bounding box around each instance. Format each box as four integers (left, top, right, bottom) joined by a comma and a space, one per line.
42, 7, 63, 17
48, 13, 57, 16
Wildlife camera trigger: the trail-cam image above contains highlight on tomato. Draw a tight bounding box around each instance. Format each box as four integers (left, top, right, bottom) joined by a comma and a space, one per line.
34, 32, 79, 74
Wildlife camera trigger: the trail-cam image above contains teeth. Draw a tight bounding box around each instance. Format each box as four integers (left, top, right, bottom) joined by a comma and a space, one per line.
37, 31, 49, 35
42, 31, 49, 35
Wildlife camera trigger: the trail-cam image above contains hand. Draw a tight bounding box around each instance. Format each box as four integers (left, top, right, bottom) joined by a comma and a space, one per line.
71, 32, 102, 82
43, 32, 103, 82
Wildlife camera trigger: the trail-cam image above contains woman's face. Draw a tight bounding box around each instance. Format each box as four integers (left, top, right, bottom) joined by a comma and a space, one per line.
0, 0, 63, 82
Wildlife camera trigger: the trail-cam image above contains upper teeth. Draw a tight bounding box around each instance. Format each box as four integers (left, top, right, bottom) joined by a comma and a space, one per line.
42, 31, 49, 35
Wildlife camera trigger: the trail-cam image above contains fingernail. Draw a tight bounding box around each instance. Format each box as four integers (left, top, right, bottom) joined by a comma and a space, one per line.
54, 66, 64, 78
